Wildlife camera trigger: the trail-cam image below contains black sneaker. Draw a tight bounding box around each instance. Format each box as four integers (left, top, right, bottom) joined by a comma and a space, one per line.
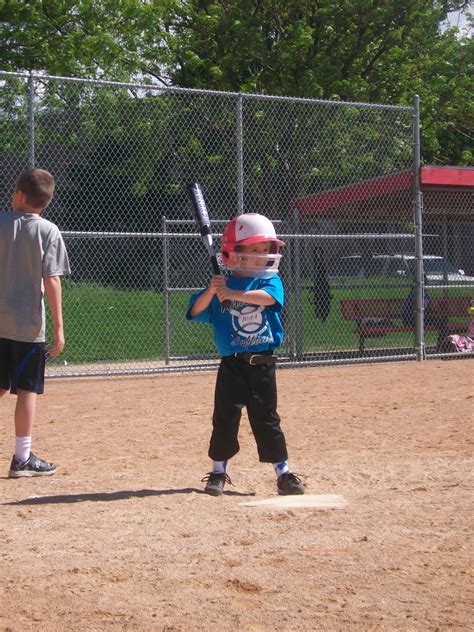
277, 472, 305, 495
8, 452, 58, 478
201, 472, 232, 496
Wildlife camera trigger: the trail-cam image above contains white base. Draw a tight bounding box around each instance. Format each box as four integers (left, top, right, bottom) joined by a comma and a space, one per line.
242, 494, 346, 509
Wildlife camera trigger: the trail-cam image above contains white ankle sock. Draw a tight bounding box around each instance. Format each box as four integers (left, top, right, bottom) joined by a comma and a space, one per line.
15, 437, 32, 464
274, 460, 289, 477
212, 460, 227, 473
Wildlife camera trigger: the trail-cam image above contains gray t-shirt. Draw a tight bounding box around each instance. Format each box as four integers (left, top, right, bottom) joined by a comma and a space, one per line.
0, 211, 70, 342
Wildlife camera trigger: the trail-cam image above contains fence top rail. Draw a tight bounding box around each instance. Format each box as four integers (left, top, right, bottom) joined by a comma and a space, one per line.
61, 230, 418, 240
0, 70, 413, 111
163, 218, 284, 225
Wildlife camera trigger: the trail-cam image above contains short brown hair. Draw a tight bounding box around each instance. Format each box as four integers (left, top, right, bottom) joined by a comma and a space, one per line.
15, 168, 55, 209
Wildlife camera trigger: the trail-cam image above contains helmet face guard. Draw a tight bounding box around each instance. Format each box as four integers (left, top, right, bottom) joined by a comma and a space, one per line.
224, 249, 283, 279
221, 214, 285, 278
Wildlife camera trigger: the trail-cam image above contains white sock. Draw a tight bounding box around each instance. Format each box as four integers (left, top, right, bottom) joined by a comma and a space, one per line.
15, 437, 32, 464
274, 460, 289, 477
212, 460, 228, 474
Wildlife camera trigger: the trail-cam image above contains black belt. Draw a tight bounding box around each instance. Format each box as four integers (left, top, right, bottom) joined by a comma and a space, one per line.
234, 352, 278, 366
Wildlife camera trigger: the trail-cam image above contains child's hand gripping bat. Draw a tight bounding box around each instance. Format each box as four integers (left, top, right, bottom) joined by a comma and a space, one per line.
187, 182, 230, 308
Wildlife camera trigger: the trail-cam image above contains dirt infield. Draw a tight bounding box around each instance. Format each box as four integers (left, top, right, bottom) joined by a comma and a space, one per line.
0, 360, 472, 631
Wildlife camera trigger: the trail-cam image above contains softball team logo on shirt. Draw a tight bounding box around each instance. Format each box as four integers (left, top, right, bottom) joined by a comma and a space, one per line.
228, 303, 272, 346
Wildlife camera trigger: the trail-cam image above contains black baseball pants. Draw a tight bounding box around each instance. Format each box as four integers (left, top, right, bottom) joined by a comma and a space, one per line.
208, 355, 288, 463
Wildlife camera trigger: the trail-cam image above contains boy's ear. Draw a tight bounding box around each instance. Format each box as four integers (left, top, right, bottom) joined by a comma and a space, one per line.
12, 189, 26, 209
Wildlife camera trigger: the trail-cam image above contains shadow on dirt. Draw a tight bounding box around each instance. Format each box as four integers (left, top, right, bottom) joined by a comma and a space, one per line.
3, 487, 256, 505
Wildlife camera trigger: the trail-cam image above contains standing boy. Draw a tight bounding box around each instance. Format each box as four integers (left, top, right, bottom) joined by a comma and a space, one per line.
0, 169, 70, 477
186, 213, 305, 496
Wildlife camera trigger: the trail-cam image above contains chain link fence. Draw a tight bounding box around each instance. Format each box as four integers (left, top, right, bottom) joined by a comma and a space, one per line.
0, 71, 472, 376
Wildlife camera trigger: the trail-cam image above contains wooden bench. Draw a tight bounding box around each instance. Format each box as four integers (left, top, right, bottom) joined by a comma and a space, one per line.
340, 296, 470, 353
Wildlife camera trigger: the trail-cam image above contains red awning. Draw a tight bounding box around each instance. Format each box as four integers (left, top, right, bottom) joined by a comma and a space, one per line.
292, 171, 411, 216
421, 166, 474, 187
292, 166, 474, 218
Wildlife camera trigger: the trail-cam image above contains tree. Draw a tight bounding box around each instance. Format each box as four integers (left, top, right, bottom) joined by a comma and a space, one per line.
1, 0, 472, 163
0, 0, 147, 79
153, 0, 473, 164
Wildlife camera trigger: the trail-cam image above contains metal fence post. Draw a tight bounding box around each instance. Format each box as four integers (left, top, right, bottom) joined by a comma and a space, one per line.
413, 94, 425, 361
162, 216, 171, 365
236, 94, 244, 215
283, 221, 296, 360
442, 221, 449, 296
292, 207, 304, 360
27, 72, 35, 168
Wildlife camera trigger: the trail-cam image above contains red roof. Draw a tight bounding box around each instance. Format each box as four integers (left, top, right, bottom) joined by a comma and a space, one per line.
421, 166, 474, 187
292, 166, 474, 217
293, 171, 411, 216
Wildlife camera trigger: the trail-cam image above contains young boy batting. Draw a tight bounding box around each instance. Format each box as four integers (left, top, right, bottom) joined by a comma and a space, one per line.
0, 169, 70, 477
186, 213, 305, 496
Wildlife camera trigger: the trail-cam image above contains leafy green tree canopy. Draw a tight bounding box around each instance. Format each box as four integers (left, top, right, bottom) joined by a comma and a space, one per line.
0, 0, 472, 163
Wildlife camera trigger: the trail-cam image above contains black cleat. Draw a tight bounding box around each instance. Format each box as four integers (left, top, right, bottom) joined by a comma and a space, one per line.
277, 472, 305, 495
201, 472, 232, 496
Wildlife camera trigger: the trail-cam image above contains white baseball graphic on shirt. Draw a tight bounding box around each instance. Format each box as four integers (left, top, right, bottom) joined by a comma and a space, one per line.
230, 304, 267, 338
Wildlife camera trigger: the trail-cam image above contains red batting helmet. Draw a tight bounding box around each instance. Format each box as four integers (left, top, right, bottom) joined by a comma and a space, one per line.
221, 213, 285, 278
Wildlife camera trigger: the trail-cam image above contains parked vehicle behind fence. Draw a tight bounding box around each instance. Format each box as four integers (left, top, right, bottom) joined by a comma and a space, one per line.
329, 254, 474, 284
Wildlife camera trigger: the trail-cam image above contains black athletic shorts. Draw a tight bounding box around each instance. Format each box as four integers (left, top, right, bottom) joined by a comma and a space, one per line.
0, 338, 46, 394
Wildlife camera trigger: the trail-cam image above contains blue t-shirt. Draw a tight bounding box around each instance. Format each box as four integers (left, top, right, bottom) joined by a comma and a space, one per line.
186, 274, 284, 357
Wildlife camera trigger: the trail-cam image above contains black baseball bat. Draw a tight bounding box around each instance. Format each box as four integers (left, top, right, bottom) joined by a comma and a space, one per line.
187, 182, 230, 307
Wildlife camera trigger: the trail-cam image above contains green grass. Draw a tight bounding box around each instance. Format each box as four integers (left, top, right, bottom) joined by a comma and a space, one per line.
46, 280, 216, 366
46, 279, 470, 366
